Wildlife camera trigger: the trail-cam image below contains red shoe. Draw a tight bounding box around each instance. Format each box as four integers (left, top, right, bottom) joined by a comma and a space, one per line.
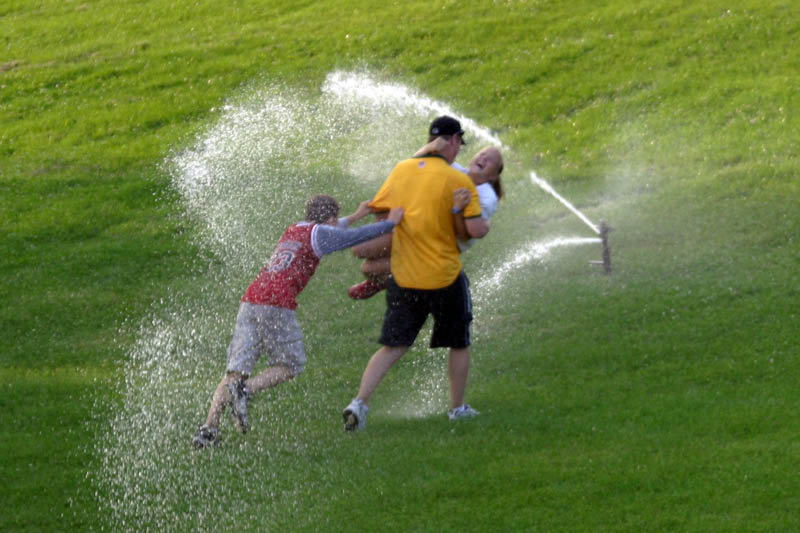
348, 279, 386, 300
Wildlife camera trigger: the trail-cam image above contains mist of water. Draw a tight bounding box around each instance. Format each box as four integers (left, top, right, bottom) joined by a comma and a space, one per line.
322, 71, 506, 149
94, 70, 605, 529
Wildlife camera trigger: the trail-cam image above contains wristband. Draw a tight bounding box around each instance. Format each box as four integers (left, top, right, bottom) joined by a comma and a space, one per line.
451, 206, 464, 214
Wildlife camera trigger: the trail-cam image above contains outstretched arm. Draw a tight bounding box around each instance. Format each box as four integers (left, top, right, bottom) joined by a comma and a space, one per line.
314, 208, 404, 256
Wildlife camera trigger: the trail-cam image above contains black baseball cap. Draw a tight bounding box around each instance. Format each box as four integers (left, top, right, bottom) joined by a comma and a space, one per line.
429, 115, 466, 144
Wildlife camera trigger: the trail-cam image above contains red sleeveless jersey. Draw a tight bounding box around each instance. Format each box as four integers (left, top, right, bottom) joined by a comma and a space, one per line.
241, 223, 320, 310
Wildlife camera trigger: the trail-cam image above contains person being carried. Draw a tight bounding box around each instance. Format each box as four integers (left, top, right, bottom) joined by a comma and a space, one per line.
193, 195, 404, 448
342, 116, 489, 431
347, 140, 504, 300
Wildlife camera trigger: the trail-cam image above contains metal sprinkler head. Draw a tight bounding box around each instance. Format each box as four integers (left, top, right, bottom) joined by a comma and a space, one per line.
590, 220, 613, 274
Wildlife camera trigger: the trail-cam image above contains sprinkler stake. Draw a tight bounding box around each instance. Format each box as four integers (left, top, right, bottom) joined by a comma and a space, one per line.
589, 220, 613, 274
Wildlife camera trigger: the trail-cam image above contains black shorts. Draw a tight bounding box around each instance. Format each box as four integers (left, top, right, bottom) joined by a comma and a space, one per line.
379, 271, 473, 349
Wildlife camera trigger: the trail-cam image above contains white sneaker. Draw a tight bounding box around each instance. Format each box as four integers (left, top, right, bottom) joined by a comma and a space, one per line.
192, 425, 220, 449
343, 397, 368, 431
227, 380, 251, 434
448, 404, 479, 421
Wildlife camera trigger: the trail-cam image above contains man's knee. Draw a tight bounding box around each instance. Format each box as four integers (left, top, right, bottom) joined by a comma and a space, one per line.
360, 260, 374, 276
362, 258, 391, 278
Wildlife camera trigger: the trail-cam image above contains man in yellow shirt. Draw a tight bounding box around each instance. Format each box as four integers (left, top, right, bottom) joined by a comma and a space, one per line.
343, 116, 490, 431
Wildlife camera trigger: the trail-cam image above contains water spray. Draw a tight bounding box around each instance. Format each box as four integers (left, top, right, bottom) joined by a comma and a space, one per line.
98, 72, 621, 529
322, 71, 507, 149
529, 171, 612, 273
325, 71, 613, 274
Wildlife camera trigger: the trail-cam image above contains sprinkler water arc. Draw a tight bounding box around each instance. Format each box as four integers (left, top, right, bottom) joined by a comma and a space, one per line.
528, 170, 612, 273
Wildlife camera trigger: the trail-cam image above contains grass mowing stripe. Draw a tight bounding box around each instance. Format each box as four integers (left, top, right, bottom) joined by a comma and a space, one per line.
0, 366, 113, 530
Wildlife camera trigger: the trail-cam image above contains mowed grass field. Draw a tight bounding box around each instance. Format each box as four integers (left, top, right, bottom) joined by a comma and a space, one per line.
2, 1, 799, 530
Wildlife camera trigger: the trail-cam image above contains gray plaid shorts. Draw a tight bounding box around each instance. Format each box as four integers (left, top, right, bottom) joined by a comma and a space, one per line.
226, 302, 306, 375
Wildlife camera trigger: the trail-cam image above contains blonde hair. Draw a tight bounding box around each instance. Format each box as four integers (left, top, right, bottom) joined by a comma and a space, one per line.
478, 147, 504, 200
414, 137, 448, 157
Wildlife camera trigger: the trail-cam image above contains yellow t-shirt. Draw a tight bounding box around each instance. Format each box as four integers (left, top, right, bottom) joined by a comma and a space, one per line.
369, 155, 482, 289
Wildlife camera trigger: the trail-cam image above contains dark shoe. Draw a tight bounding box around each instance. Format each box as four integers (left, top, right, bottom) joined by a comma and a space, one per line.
192, 425, 220, 449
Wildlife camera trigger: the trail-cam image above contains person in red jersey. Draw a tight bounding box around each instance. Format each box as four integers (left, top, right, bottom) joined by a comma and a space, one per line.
193, 195, 404, 448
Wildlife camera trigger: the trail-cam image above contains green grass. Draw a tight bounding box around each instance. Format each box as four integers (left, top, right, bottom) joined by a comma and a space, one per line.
2, 0, 799, 530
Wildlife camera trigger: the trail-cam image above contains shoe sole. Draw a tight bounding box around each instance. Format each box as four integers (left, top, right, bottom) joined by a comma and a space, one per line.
449, 412, 479, 421
343, 409, 359, 431
192, 436, 219, 449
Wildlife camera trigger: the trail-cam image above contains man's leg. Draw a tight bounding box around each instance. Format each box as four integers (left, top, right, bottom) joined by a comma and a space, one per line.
245, 364, 294, 394
357, 345, 409, 405
346, 279, 423, 430
344, 345, 409, 431
448, 347, 471, 409
432, 273, 474, 413
212, 364, 295, 435
203, 371, 245, 429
